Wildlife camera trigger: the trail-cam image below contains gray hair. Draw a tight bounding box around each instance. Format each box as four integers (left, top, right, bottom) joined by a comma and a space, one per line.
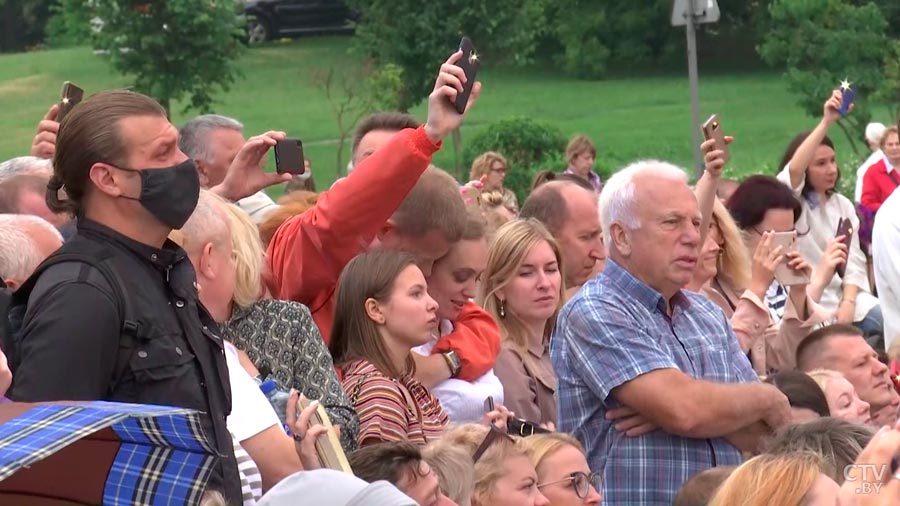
0, 214, 63, 281
0, 156, 53, 184
177, 190, 231, 254
599, 160, 689, 248
179, 114, 244, 162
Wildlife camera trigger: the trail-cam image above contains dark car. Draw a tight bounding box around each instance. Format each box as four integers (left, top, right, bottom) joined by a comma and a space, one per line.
244, 0, 354, 44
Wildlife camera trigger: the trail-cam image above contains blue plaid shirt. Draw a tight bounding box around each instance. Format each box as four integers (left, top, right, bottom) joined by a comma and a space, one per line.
551, 260, 757, 506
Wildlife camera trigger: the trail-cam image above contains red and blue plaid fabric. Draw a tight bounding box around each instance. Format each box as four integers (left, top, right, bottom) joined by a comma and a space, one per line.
0, 401, 217, 505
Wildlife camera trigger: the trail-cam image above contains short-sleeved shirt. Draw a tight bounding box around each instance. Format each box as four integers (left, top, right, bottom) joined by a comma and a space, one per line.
551, 260, 758, 506
341, 359, 448, 446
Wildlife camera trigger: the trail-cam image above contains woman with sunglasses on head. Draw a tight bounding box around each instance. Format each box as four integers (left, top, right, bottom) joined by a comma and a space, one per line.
777, 90, 881, 339
478, 219, 565, 428
524, 433, 601, 505
440, 423, 549, 506
330, 249, 448, 446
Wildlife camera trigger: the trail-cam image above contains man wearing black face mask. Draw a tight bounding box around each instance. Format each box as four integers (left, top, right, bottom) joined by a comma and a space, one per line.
4, 91, 244, 503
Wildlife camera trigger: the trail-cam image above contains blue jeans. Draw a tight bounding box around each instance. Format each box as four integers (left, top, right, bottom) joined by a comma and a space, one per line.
855, 305, 884, 350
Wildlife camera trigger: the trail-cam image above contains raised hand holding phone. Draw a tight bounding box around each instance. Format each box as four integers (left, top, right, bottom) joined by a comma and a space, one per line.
424, 48, 482, 144
30, 104, 60, 159
839, 79, 855, 117
701, 114, 731, 166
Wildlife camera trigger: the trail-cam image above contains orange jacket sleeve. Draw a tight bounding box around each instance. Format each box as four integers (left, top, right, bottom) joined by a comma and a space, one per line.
432, 302, 501, 381
266, 126, 440, 340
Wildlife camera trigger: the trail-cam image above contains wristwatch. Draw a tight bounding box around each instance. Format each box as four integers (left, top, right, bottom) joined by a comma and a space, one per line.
442, 350, 461, 378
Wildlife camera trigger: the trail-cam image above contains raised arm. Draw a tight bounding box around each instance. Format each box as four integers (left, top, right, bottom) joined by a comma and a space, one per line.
784, 90, 844, 190
695, 137, 731, 244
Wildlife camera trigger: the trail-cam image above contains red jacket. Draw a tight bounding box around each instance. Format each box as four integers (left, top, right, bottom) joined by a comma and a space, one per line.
861, 158, 899, 212
266, 126, 500, 380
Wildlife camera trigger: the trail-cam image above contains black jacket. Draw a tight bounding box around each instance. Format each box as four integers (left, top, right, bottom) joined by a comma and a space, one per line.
7, 220, 241, 503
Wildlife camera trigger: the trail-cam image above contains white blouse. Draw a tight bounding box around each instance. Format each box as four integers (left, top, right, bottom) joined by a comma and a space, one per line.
777, 165, 878, 322
413, 320, 505, 423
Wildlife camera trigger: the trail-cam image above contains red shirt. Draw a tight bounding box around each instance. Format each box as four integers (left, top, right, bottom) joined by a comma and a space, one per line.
861, 158, 900, 212
266, 126, 500, 380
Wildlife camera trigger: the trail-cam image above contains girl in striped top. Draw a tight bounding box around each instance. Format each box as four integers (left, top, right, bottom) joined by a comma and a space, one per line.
330, 250, 449, 446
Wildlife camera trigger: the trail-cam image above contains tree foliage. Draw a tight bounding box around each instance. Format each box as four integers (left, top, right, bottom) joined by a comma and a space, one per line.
53, 0, 245, 116
759, 0, 889, 156
343, 0, 549, 111
463, 117, 566, 202
0, 0, 52, 52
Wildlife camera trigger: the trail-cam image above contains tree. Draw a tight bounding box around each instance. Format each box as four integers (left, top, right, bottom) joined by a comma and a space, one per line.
759, 0, 889, 156
57, 0, 245, 116
313, 62, 404, 177
0, 0, 52, 53
343, 0, 549, 112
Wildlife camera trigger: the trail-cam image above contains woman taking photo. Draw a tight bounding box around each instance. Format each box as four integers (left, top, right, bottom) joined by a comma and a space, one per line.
330, 250, 448, 446
777, 90, 881, 338
478, 218, 564, 427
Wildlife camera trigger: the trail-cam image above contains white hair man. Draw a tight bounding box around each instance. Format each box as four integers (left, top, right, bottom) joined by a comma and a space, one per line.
0, 157, 70, 229
0, 214, 63, 290
551, 160, 791, 505
179, 114, 287, 224
855, 122, 887, 203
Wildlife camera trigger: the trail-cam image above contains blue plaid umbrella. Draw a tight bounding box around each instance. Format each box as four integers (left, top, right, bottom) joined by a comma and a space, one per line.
0, 401, 218, 505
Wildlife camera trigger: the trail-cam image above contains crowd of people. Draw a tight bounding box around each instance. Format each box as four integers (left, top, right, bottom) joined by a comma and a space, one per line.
3, 49, 900, 506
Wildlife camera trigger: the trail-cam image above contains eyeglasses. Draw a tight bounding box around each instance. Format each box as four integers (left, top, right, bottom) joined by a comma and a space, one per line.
537, 471, 602, 499
472, 425, 514, 463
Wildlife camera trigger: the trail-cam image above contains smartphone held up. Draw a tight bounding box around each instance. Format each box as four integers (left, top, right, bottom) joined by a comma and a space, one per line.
701, 114, 730, 164
453, 37, 480, 114
58, 81, 85, 124
275, 138, 305, 175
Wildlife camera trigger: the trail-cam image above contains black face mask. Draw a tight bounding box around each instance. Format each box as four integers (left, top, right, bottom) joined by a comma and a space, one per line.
116, 159, 200, 230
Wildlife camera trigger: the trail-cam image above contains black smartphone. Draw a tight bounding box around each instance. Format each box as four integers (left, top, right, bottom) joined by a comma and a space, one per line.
58, 81, 85, 123
274, 138, 305, 175
835, 218, 853, 278
453, 37, 480, 114
484, 396, 495, 413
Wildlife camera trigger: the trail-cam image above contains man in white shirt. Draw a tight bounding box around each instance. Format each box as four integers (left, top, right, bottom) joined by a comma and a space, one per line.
856, 122, 887, 203
873, 189, 900, 351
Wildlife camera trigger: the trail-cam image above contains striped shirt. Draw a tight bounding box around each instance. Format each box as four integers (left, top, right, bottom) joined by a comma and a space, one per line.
341, 359, 449, 446
233, 437, 261, 506
551, 260, 758, 506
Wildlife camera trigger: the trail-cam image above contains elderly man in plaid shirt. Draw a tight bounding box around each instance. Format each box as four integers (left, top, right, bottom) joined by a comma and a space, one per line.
551, 160, 792, 505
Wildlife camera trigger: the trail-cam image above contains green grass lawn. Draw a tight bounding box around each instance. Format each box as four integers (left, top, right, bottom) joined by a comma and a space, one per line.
0, 36, 886, 195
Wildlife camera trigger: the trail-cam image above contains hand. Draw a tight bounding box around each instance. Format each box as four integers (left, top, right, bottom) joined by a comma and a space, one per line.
540, 421, 556, 432
286, 390, 327, 470
761, 385, 791, 431
424, 50, 482, 144
480, 404, 513, 432
837, 299, 856, 324
838, 424, 900, 506
749, 232, 784, 297
725, 421, 772, 454
606, 406, 658, 437
700, 136, 734, 179
460, 176, 485, 206
784, 250, 812, 280
0, 350, 11, 398
31, 104, 60, 159
823, 89, 845, 126
209, 130, 293, 201
816, 237, 849, 281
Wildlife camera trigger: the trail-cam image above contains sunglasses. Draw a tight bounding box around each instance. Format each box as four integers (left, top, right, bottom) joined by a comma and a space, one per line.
472, 425, 514, 463
538, 471, 601, 499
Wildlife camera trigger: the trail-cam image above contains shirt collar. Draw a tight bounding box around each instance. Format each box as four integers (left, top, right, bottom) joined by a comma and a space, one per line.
77, 219, 186, 270
602, 259, 691, 314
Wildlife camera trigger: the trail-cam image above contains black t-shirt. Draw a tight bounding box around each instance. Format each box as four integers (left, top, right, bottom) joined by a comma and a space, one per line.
8, 219, 241, 503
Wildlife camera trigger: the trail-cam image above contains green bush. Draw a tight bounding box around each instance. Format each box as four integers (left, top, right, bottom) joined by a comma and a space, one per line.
44, 0, 93, 48
463, 117, 566, 203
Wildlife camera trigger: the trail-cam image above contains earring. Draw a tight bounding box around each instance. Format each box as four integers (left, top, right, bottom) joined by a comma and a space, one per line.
498, 299, 506, 318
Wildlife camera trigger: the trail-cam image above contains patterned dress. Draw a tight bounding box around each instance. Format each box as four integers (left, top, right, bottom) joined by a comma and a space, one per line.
341, 359, 448, 446
223, 299, 359, 451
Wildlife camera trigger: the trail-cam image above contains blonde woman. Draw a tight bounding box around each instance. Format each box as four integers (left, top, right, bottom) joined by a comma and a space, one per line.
807, 369, 872, 425
525, 433, 602, 506
440, 424, 549, 506
708, 452, 839, 506
423, 437, 477, 506
215, 202, 359, 451
478, 219, 565, 426
470, 151, 517, 214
